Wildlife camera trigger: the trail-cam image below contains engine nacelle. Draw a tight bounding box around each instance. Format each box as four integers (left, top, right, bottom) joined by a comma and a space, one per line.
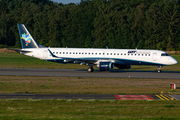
96, 62, 114, 71
115, 65, 131, 69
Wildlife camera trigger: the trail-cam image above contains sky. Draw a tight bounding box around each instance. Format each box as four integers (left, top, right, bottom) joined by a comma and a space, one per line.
52, 0, 81, 4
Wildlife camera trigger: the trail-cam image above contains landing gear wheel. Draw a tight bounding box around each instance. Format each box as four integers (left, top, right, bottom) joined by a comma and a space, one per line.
158, 70, 161, 73
87, 67, 94, 72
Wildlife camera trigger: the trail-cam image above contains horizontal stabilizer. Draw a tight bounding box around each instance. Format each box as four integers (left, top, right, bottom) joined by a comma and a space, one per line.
5, 48, 32, 53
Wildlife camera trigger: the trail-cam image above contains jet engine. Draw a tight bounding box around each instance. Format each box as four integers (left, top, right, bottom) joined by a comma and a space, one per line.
115, 65, 131, 69
96, 62, 114, 71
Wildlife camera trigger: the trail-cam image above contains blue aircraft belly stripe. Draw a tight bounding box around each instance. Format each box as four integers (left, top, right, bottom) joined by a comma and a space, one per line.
44, 57, 167, 66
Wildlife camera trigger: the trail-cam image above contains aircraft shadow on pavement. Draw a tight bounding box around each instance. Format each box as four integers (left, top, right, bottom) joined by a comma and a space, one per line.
110, 70, 180, 73
76, 69, 180, 73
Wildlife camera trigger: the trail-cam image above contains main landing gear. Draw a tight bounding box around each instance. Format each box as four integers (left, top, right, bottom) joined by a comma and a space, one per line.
87, 65, 94, 72
157, 66, 162, 73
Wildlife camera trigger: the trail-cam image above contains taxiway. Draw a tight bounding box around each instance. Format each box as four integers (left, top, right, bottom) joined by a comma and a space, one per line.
0, 94, 178, 100
0, 68, 180, 79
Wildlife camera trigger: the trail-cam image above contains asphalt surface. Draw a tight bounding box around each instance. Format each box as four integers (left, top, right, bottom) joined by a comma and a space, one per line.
0, 68, 180, 79
0, 94, 178, 100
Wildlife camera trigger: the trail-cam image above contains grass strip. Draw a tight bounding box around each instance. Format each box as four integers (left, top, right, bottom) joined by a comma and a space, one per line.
0, 99, 180, 119
0, 76, 179, 95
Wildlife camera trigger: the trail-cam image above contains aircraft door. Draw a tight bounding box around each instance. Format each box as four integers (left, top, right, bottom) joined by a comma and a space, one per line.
153, 53, 157, 61
44, 50, 48, 58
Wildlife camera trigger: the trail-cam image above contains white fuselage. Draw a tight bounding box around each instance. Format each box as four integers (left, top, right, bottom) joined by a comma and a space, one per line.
21, 48, 177, 66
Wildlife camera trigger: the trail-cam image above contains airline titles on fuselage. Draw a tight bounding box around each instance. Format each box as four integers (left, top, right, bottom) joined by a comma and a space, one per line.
128, 50, 150, 55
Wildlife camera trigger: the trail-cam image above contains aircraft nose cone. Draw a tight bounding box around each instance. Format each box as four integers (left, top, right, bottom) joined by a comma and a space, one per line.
172, 58, 178, 65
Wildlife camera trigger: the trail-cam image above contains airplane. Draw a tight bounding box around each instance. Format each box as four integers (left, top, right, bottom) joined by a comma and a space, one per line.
11, 23, 178, 73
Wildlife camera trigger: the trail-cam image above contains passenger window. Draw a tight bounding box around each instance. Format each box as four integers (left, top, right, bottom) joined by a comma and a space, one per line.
63, 52, 65, 54
124, 54, 126, 55
114, 53, 116, 55
103, 53, 105, 55
110, 53, 112, 55
66, 52, 68, 54
60, 52, 61, 54
95, 53, 97, 55
107, 53, 109, 55
70, 52, 71, 54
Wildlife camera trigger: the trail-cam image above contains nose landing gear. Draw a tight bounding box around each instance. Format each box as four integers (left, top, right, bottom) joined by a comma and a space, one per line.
157, 66, 162, 73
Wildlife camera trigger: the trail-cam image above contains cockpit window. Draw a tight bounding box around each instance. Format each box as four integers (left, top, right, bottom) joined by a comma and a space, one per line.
161, 53, 170, 56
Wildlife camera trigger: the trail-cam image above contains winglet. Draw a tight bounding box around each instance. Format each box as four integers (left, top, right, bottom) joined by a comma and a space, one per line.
47, 49, 59, 58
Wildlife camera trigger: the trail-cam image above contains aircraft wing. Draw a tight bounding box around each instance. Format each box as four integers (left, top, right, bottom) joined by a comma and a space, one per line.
48, 49, 110, 63
48, 49, 125, 65
48, 49, 97, 63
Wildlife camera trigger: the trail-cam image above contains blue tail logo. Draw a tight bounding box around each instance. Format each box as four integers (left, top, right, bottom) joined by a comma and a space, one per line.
21, 33, 31, 46
18, 23, 46, 48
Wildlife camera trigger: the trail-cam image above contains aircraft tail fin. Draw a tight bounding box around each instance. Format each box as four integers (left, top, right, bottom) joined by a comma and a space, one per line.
17, 24, 45, 49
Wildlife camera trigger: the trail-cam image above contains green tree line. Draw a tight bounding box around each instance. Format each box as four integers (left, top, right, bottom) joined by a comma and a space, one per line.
0, 0, 180, 50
